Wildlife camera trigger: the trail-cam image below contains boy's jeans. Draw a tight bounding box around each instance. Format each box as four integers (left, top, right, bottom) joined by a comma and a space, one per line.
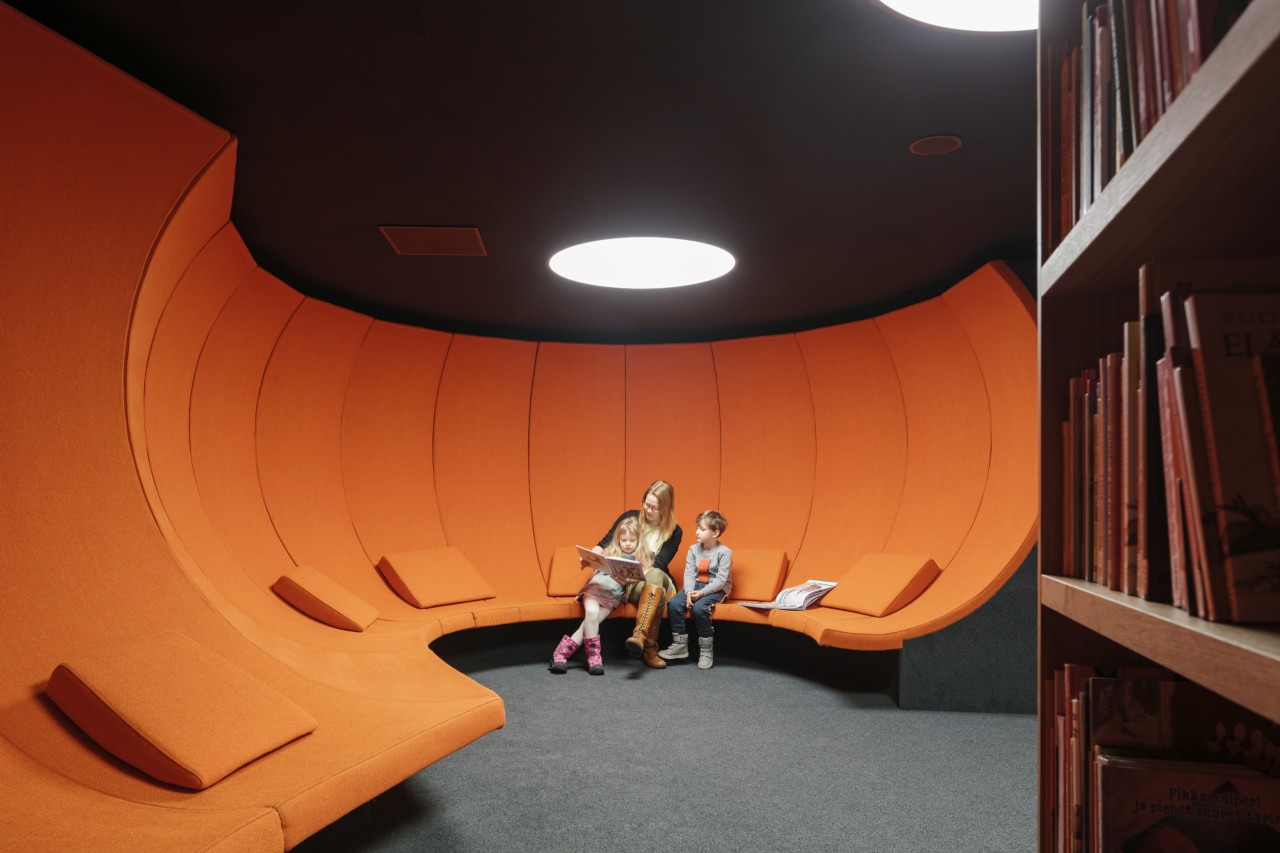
667, 582, 725, 638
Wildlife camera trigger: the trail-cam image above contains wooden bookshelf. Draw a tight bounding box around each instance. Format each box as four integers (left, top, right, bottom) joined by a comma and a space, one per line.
1037, 0, 1280, 848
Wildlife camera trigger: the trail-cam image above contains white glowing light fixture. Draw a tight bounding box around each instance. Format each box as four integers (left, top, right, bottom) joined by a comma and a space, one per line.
878, 0, 1036, 32
549, 237, 735, 289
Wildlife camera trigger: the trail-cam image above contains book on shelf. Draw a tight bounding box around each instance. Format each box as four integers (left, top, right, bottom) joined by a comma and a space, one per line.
1155, 354, 1195, 611
1047, 663, 1280, 853
1172, 360, 1220, 618
737, 579, 837, 611
1093, 751, 1280, 851
1130, 258, 1280, 621
1043, 0, 1254, 253
1062, 368, 1101, 580
1104, 352, 1124, 590
1121, 321, 1141, 594
1251, 351, 1280, 511
1184, 289, 1280, 623
1138, 273, 1173, 602
575, 545, 645, 586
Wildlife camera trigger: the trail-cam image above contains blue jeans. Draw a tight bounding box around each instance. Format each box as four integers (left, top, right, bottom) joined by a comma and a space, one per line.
667, 583, 725, 638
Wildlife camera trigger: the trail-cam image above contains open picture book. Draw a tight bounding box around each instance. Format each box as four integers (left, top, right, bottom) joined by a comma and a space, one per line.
739, 579, 838, 610
575, 545, 646, 585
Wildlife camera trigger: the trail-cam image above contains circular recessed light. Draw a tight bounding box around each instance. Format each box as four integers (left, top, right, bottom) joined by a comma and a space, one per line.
877, 1, 1037, 32
548, 237, 736, 289
908, 135, 963, 156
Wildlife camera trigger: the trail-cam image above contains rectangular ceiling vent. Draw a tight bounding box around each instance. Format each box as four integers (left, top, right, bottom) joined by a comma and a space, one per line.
379, 226, 487, 257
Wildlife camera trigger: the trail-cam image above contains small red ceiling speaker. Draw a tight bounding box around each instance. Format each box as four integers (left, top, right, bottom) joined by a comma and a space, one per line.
379, 226, 487, 256
908, 135, 963, 156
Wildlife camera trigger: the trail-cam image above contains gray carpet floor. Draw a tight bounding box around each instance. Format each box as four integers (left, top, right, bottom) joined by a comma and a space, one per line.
296, 623, 1036, 852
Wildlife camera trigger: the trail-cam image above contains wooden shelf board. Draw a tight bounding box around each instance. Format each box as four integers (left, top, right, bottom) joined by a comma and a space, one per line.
1040, 575, 1280, 723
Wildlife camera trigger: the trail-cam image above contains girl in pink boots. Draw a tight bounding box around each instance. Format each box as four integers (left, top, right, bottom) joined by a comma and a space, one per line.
549, 516, 653, 675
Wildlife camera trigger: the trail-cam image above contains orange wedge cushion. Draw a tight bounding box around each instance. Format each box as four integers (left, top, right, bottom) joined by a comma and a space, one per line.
45, 632, 317, 790
272, 565, 379, 631
824, 553, 941, 617
547, 545, 592, 596
724, 549, 790, 602
376, 547, 496, 608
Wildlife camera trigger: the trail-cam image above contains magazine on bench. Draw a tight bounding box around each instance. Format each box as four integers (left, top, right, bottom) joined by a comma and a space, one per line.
739, 579, 838, 610
575, 545, 646, 585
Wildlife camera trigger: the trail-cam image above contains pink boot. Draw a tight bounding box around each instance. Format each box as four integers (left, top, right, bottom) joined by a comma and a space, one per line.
584, 635, 604, 676
548, 635, 580, 673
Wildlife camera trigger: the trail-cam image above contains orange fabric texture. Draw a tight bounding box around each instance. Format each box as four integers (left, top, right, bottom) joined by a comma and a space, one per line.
377, 548, 498, 609
529, 343, 627, 584
546, 545, 593, 597
824, 553, 942, 618
342, 321, 452, 563
46, 632, 317, 790
713, 336, 815, 556
272, 567, 380, 632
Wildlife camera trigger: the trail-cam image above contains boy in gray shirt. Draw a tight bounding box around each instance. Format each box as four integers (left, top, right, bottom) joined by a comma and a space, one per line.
659, 510, 731, 670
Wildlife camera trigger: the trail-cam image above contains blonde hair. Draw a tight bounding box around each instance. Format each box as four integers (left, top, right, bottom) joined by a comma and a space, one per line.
603, 515, 653, 567
642, 479, 677, 543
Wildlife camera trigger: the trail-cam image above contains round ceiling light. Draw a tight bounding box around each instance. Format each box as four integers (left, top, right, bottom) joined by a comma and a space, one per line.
877, 1, 1037, 32
548, 237, 736, 289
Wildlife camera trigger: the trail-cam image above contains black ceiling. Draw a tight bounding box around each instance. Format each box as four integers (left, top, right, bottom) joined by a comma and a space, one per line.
13, 0, 1038, 343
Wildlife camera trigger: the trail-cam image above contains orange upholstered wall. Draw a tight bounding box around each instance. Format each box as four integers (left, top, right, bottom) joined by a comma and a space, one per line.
1, 8, 505, 850
0, 3, 1036, 847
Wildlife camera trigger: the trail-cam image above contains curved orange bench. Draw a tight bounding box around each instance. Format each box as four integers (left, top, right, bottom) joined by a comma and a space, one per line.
0, 5, 1036, 850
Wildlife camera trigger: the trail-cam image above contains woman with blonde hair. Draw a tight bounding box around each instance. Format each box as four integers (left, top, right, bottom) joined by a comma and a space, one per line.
547, 479, 680, 671
592, 479, 682, 668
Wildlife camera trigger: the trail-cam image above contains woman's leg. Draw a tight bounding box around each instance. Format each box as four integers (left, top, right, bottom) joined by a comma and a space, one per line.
626, 583, 665, 659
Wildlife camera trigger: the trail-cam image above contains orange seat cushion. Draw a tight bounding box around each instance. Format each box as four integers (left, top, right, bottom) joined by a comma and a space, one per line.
377, 547, 497, 609
547, 545, 591, 596
45, 632, 317, 790
724, 549, 790, 602
272, 565, 379, 631
823, 553, 941, 617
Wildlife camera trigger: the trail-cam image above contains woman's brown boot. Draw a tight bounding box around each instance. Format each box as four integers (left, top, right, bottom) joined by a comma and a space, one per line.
625, 583, 663, 658
641, 615, 666, 669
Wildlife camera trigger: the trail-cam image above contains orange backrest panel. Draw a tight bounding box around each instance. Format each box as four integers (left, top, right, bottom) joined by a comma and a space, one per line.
341, 320, 452, 562
257, 299, 374, 575
790, 318, 907, 583
529, 343, 628, 581
434, 335, 543, 596
875, 297, 992, 568
142, 222, 297, 619
126, 141, 237, 487
624, 343, 720, 557
189, 271, 307, 587
712, 335, 816, 557
918, 263, 1038, 613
